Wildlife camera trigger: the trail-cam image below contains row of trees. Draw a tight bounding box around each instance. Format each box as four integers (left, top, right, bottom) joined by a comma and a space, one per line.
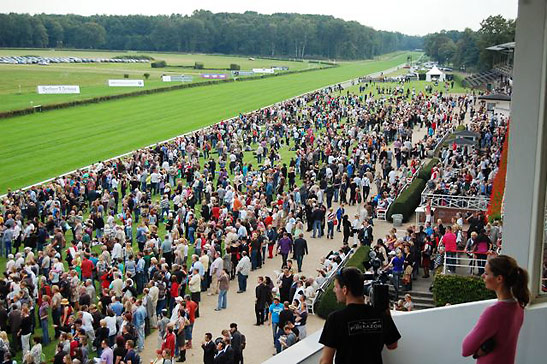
423, 15, 516, 71
0, 11, 422, 60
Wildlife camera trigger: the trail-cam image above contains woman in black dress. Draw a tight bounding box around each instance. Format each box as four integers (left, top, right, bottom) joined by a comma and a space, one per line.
278, 268, 293, 303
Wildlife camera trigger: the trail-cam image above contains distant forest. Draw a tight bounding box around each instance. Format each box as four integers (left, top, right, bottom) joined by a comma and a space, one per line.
423, 15, 516, 71
0, 11, 423, 60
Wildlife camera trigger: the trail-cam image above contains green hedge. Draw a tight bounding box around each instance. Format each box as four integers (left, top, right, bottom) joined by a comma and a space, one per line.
417, 158, 439, 181
151, 60, 166, 68
194, 62, 204, 69
386, 178, 426, 222
114, 55, 154, 60
433, 274, 496, 306
230, 63, 240, 70
386, 158, 438, 222
316, 246, 370, 319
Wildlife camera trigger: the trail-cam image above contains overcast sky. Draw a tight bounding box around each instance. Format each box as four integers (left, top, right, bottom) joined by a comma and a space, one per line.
2, 0, 518, 36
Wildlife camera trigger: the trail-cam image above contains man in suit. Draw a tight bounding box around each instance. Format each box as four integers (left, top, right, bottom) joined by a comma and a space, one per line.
255, 277, 270, 325
361, 219, 373, 246
293, 233, 308, 273
213, 337, 234, 364
201, 333, 216, 364
230, 323, 244, 364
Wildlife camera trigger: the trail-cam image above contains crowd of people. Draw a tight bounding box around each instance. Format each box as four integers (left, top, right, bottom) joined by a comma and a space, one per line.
0, 76, 508, 364
425, 111, 508, 200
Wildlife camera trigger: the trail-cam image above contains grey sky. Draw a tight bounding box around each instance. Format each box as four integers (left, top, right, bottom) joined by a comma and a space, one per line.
2, 0, 518, 36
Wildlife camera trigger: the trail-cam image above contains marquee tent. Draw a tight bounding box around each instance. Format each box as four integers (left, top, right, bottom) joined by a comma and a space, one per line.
426, 66, 446, 82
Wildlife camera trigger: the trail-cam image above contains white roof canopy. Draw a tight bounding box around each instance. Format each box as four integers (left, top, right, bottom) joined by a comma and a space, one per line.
426, 66, 444, 75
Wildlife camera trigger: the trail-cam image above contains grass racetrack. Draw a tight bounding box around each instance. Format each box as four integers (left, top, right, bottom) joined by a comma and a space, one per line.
0, 50, 320, 112
0, 51, 420, 193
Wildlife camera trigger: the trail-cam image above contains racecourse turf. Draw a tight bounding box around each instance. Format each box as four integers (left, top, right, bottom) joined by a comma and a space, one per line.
0, 51, 318, 112
0, 51, 421, 193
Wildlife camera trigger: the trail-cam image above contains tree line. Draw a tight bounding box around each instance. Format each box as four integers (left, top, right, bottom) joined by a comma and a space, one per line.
423, 15, 516, 71
0, 10, 422, 60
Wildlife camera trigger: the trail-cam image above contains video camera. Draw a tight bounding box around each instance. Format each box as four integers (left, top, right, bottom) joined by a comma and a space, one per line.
363, 250, 391, 311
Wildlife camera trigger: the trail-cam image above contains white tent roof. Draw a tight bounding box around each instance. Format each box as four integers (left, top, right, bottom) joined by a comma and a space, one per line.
426, 66, 444, 75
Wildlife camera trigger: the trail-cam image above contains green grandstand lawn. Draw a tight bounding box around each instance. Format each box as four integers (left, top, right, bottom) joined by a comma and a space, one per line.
0, 51, 421, 193
0, 51, 320, 112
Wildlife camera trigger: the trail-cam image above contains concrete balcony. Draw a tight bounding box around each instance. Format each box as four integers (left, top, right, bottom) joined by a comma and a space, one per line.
264, 299, 547, 364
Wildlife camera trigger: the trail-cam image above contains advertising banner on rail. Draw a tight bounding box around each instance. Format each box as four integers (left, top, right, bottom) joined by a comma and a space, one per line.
162, 75, 193, 82
231, 71, 255, 77
37, 85, 80, 94
252, 68, 275, 74
200, 73, 227, 79
108, 79, 144, 87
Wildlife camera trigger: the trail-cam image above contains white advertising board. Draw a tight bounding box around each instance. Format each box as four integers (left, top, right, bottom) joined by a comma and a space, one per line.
37, 85, 80, 94
162, 75, 193, 82
108, 79, 144, 87
252, 68, 275, 74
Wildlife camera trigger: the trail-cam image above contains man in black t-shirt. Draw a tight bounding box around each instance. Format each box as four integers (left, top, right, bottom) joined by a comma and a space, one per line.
319, 267, 401, 364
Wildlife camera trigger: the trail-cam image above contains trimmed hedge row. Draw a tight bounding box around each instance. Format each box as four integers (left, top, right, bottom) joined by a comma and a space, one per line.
316, 245, 370, 319
417, 158, 439, 181
386, 158, 439, 222
432, 274, 496, 306
386, 178, 426, 222
0, 64, 335, 119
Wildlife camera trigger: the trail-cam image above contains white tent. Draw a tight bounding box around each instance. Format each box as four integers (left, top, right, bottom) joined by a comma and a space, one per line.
426, 66, 446, 82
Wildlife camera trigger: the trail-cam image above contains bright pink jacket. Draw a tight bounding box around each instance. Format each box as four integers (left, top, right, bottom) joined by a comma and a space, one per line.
462, 300, 524, 364
442, 232, 457, 252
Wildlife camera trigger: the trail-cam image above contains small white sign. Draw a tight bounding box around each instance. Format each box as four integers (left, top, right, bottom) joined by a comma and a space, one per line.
252, 68, 275, 74
162, 75, 193, 82
37, 85, 80, 94
108, 79, 144, 87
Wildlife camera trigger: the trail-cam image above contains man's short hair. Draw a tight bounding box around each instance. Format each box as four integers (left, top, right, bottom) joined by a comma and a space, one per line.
335, 267, 364, 297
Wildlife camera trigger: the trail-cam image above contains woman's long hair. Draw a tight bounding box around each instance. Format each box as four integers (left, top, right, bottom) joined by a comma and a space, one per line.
488, 255, 531, 308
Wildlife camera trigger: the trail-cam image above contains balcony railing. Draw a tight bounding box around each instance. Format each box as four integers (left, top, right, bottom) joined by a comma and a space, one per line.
421, 188, 490, 211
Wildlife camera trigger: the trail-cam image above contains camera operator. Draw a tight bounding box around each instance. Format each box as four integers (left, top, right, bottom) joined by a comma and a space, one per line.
319, 267, 401, 364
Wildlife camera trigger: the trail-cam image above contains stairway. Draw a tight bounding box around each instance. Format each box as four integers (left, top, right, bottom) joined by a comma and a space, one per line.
407, 290, 436, 310
388, 286, 436, 310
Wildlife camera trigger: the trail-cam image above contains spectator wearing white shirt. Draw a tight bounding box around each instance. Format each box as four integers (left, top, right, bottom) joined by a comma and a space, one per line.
111, 241, 122, 261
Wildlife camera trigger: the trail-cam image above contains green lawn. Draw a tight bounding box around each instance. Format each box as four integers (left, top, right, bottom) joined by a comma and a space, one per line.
333, 78, 470, 97
0, 51, 421, 194
0, 50, 321, 112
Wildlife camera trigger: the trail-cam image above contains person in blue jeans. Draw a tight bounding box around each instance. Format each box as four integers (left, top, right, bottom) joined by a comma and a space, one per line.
236, 251, 251, 293
215, 270, 230, 311
386, 251, 406, 300
39, 298, 50, 345
268, 297, 284, 344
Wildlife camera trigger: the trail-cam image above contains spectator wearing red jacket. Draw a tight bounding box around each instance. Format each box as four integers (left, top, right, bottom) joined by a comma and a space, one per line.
81, 254, 94, 281
442, 225, 458, 273
161, 326, 176, 359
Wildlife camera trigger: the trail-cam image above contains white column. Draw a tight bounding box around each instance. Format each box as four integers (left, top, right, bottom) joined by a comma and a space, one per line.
503, 0, 547, 296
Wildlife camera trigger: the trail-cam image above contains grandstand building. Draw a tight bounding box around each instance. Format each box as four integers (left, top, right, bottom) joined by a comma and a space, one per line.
463, 41, 514, 94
